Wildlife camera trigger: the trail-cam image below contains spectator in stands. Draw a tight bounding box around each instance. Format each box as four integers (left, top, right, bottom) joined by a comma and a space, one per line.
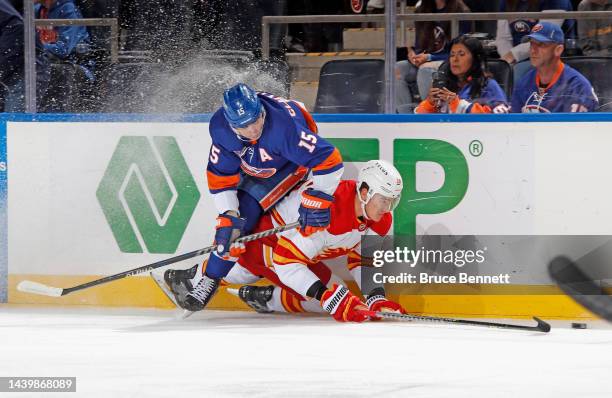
1, 0, 50, 112
496, 0, 576, 66
416, 35, 509, 113
578, 0, 612, 55
511, 22, 598, 112
34, 0, 94, 81
396, 0, 470, 111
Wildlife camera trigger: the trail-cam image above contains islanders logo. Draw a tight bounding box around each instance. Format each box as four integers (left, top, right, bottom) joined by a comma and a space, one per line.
240, 159, 277, 178
513, 20, 531, 33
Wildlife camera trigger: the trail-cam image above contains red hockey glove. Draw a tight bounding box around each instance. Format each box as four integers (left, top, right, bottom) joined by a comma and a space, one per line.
320, 284, 368, 323
298, 189, 333, 236
366, 294, 406, 321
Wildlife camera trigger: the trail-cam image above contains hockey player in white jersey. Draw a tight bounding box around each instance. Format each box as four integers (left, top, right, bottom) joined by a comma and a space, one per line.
224, 160, 406, 322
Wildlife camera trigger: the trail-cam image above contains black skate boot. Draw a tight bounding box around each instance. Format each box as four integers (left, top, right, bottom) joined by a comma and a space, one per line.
237, 285, 275, 313
163, 264, 220, 312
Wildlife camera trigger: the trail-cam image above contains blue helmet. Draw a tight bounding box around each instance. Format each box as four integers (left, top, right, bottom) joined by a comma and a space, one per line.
222, 83, 263, 128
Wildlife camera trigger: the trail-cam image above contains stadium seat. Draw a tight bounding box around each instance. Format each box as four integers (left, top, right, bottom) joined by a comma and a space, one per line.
486, 59, 513, 100
562, 56, 612, 112
314, 59, 384, 113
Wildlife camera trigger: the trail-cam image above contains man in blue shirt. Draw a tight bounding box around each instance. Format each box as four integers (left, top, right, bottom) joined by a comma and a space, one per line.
511, 22, 598, 112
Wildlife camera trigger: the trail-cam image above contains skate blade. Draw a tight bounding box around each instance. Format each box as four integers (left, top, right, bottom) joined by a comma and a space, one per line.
226, 288, 239, 297
150, 270, 181, 309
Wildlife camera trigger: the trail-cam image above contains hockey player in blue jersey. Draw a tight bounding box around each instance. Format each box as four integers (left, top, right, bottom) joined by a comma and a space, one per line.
162, 84, 344, 312
511, 22, 599, 113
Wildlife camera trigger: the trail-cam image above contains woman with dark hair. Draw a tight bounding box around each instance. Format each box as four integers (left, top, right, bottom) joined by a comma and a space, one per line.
396, 0, 470, 111
416, 35, 509, 113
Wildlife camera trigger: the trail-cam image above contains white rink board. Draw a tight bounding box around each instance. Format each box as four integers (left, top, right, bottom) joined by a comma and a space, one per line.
7, 119, 612, 277
8, 122, 214, 275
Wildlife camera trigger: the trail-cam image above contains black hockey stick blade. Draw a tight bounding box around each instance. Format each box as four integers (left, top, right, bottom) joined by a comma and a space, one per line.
17, 221, 300, 298
548, 255, 612, 322
360, 310, 551, 332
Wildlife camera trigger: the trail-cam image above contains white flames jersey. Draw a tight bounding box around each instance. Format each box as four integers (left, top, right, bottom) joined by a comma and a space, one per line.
269, 180, 391, 296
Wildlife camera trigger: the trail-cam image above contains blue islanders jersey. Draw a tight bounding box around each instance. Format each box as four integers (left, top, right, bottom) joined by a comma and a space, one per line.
456, 78, 509, 113
207, 92, 343, 214
511, 63, 598, 113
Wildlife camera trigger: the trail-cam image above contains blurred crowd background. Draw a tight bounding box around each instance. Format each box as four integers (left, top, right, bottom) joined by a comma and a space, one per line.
0, 0, 610, 114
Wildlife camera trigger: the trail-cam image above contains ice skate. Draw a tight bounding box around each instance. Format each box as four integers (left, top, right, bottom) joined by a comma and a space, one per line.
152, 264, 220, 313
228, 285, 275, 314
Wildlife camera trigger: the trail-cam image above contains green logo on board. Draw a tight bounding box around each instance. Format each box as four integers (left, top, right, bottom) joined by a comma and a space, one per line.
96, 136, 200, 253
394, 139, 469, 237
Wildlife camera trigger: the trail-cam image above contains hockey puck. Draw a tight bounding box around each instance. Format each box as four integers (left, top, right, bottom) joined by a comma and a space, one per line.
571, 322, 587, 329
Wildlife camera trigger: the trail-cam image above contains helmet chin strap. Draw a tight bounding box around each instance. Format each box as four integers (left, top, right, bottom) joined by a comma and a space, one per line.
359, 193, 372, 221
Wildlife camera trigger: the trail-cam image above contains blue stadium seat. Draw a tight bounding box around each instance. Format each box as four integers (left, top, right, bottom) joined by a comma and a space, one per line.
486, 59, 513, 100
314, 59, 384, 113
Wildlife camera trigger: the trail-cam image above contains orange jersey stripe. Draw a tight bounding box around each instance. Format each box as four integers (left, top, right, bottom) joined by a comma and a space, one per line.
536, 61, 565, 93
270, 208, 286, 226
415, 98, 437, 114
292, 295, 305, 312
295, 103, 318, 133
207, 171, 240, 191
259, 166, 308, 211
312, 148, 343, 172
347, 250, 367, 270
275, 237, 312, 264
273, 253, 309, 266
285, 291, 305, 313
280, 289, 293, 312
281, 289, 305, 313
447, 98, 493, 114
465, 103, 492, 114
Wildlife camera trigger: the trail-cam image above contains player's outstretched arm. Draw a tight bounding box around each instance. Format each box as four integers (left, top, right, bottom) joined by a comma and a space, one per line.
320, 284, 369, 323
364, 287, 406, 320
345, 249, 407, 320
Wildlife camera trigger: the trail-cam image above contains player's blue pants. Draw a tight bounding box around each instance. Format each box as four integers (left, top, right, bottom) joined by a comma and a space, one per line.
205, 162, 308, 278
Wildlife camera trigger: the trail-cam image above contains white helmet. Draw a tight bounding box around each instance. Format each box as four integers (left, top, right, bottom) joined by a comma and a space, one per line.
356, 160, 403, 218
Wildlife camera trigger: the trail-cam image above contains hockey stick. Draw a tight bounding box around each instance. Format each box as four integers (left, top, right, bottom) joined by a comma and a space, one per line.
17, 221, 300, 298
548, 255, 612, 323
358, 310, 551, 333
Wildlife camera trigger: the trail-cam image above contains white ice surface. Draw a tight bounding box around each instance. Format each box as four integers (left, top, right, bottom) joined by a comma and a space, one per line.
0, 305, 611, 398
